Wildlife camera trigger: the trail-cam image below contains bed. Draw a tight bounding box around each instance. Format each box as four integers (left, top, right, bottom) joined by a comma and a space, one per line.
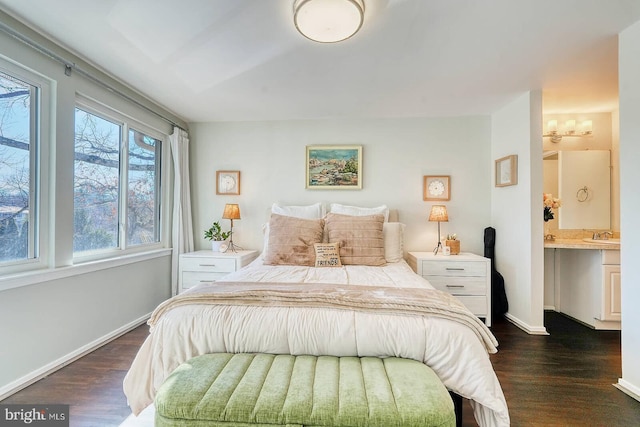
123, 204, 510, 426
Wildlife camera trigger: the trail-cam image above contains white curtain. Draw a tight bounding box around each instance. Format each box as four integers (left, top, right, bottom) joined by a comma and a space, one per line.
169, 127, 194, 296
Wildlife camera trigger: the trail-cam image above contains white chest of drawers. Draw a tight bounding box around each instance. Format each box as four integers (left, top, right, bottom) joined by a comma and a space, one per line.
407, 252, 492, 326
178, 250, 259, 293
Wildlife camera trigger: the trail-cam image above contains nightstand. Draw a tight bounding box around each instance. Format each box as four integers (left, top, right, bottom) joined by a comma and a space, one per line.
407, 252, 492, 326
178, 250, 259, 293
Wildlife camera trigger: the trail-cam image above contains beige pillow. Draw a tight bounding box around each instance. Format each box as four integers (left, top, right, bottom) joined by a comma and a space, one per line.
324, 213, 386, 266
314, 242, 342, 268
263, 214, 324, 266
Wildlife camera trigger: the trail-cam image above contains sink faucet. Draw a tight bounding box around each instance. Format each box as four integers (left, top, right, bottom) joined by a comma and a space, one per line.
593, 231, 613, 240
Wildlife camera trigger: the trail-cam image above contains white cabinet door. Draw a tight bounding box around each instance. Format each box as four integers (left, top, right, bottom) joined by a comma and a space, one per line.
601, 265, 621, 322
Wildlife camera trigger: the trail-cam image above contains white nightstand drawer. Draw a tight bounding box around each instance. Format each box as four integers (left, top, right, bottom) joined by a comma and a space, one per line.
427, 277, 487, 295
421, 260, 486, 277
182, 271, 229, 289
180, 257, 236, 273
179, 250, 259, 294
456, 296, 488, 316
407, 252, 491, 326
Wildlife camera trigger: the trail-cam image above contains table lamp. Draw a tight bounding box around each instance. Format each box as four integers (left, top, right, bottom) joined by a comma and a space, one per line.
222, 203, 242, 252
428, 205, 448, 255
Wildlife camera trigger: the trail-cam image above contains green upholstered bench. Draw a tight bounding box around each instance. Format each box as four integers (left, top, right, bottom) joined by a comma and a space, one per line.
155, 353, 456, 427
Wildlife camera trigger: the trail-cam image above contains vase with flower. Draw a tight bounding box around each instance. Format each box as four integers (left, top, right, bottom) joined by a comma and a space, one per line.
543, 193, 561, 240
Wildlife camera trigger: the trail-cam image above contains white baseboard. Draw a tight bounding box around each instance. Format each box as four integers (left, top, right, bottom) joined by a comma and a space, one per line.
504, 312, 549, 335
0, 313, 151, 401
614, 378, 640, 402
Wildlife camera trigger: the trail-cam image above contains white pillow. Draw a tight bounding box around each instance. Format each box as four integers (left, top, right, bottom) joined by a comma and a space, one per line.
261, 222, 270, 257
329, 203, 390, 222
271, 202, 325, 219
383, 222, 406, 263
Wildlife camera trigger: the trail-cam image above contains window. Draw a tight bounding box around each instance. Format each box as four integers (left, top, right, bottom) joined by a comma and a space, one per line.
0, 70, 38, 265
74, 103, 162, 256
127, 128, 161, 245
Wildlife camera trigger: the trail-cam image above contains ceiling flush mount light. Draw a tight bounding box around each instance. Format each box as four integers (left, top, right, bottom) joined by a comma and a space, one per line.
544, 119, 593, 143
293, 0, 365, 43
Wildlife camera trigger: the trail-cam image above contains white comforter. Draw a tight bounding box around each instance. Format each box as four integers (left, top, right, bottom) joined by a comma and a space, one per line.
123, 259, 509, 426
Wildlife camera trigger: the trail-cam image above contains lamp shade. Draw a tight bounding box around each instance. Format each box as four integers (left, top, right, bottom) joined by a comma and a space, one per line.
428, 205, 448, 222
293, 0, 365, 43
222, 204, 241, 220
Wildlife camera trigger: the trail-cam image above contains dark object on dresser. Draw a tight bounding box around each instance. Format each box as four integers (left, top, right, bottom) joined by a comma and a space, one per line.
484, 227, 509, 319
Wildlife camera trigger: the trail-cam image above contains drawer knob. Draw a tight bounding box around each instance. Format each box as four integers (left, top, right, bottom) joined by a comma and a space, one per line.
446, 267, 465, 271
446, 284, 465, 288
199, 264, 217, 267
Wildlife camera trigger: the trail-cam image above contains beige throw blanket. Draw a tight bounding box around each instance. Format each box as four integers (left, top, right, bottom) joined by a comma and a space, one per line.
149, 282, 498, 353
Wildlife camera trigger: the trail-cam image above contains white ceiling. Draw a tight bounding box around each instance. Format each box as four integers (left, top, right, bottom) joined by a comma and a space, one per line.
1, 0, 640, 123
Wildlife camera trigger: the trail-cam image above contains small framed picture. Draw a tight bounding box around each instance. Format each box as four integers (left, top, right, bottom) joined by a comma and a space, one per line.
495, 155, 518, 187
423, 175, 450, 201
216, 170, 240, 195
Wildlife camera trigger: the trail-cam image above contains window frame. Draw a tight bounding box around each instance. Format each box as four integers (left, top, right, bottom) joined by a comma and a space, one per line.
0, 58, 51, 275
73, 96, 167, 263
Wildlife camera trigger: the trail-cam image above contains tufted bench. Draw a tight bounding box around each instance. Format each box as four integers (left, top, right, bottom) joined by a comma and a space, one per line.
155, 353, 457, 427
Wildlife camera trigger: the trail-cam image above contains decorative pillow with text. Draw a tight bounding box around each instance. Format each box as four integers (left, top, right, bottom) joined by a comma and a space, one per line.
314, 242, 342, 268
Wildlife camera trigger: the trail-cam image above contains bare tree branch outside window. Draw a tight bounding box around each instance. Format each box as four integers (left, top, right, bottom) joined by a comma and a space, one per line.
0, 72, 32, 262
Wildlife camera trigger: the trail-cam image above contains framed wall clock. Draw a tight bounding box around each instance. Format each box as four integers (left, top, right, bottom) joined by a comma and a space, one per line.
423, 175, 451, 201
216, 170, 241, 195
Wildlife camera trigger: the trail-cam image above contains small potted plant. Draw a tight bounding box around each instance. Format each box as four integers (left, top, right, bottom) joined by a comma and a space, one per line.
445, 233, 460, 255
204, 221, 230, 252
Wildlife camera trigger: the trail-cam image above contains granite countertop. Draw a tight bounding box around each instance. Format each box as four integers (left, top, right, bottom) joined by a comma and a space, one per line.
544, 238, 620, 250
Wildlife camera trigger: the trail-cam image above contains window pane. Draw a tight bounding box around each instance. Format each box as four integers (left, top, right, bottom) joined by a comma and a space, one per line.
73, 108, 120, 253
127, 129, 161, 246
0, 71, 35, 263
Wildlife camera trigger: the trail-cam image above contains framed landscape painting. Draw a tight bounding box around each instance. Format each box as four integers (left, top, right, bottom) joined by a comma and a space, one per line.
306, 145, 362, 190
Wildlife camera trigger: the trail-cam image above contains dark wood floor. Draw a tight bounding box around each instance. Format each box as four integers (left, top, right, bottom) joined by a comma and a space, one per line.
3, 312, 640, 426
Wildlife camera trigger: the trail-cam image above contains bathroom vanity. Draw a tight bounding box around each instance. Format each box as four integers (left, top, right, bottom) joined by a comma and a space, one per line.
544, 238, 621, 330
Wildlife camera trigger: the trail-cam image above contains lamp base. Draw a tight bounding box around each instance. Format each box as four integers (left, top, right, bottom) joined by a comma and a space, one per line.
225, 241, 243, 253
222, 219, 243, 253
433, 241, 443, 255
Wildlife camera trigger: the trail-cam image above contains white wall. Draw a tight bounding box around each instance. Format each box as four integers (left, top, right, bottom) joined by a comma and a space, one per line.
190, 117, 492, 256
0, 12, 182, 396
618, 20, 640, 400
0, 257, 170, 393
491, 91, 546, 334
611, 110, 621, 232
